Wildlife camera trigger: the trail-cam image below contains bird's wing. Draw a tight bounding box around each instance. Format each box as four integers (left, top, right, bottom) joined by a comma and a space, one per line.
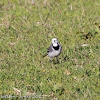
47, 44, 53, 53
43, 44, 53, 57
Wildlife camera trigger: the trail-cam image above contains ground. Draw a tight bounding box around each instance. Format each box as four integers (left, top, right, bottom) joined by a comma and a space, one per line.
0, 0, 100, 99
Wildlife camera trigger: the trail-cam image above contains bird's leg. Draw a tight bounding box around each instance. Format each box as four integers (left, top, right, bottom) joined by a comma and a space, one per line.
49, 57, 52, 62
56, 57, 59, 64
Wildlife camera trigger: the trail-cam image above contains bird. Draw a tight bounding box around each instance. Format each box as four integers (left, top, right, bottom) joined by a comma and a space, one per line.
43, 38, 62, 62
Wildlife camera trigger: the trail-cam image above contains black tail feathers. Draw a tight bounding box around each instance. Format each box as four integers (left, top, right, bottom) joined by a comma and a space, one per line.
43, 53, 47, 58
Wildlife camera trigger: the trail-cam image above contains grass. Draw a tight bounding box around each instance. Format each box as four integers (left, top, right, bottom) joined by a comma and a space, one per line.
0, 0, 100, 99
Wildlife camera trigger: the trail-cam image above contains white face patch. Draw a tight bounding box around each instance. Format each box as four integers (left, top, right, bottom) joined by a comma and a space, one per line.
51, 38, 58, 45
53, 43, 58, 47
52, 38, 58, 47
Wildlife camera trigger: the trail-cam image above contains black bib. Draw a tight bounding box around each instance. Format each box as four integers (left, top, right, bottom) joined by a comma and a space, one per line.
53, 45, 59, 50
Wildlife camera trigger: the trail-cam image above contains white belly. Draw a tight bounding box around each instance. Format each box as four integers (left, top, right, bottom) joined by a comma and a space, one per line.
48, 50, 60, 58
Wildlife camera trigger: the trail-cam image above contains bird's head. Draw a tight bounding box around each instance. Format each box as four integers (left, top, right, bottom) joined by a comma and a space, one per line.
51, 38, 58, 47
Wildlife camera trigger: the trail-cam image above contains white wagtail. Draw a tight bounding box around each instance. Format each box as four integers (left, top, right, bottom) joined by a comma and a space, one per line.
43, 38, 62, 62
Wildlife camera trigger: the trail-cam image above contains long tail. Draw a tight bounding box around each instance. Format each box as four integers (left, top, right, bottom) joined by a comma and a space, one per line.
42, 53, 47, 58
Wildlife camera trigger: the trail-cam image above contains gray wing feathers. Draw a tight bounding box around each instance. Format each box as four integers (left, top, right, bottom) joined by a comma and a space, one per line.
43, 45, 53, 57
47, 45, 53, 53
